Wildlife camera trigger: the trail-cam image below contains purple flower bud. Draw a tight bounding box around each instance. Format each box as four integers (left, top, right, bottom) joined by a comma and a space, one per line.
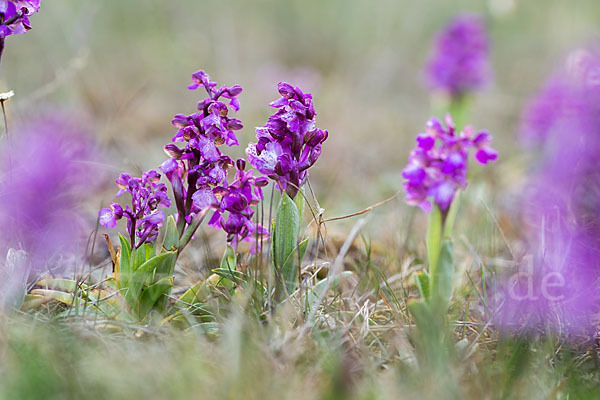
171, 114, 189, 129
275, 154, 292, 176
278, 82, 295, 99
226, 85, 243, 97
255, 176, 269, 187
236, 158, 246, 171
304, 128, 326, 147
227, 118, 243, 130
164, 144, 183, 159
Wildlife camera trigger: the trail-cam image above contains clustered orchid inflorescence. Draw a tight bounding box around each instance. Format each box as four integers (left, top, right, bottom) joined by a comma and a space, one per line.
425, 14, 490, 99
0, 0, 40, 38
98, 170, 170, 249
99, 70, 271, 251
159, 70, 244, 229
402, 114, 497, 212
246, 82, 328, 199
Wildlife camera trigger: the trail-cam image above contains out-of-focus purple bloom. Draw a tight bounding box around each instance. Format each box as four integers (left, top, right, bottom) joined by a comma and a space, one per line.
99, 170, 170, 248
498, 47, 600, 334
0, 0, 41, 38
246, 82, 328, 199
161, 70, 243, 229
520, 47, 600, 144
425, 14, 491, 98
208, 160, 269, 253
0, 114, 98, 271
402, 114, 497, 212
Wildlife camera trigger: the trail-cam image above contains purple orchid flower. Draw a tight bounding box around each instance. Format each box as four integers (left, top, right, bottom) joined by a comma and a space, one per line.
0, 113, 99, 272
246, 82, 328, 199
160, 70, 243, 230
425, 14, 491, 98
208, 159, 269, 253
402, 114, 497, 212
99, 170, 170, 248
520, 47, 600, 144
497, 46, 600, 335
0, 0, 41, 37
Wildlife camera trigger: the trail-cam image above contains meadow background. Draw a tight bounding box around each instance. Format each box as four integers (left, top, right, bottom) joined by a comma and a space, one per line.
1, 0, 600, 398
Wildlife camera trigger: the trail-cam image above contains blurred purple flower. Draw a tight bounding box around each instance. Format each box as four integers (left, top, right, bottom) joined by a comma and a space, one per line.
246, 82, 328, 199
425, 14, 491, 98
402, 115, 497, 212
99, 170, 170, 248
520, 47, 600, 144
0, 114, 98, 271
497, 47, 600, 335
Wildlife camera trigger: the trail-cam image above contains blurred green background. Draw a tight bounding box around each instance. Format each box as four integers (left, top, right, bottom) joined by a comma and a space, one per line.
3, 0, 600, 243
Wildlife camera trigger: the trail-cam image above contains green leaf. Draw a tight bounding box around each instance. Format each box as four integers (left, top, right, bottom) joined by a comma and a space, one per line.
145, 242, 156, 260
162, 215, 179, 252
415, 271, 430, 302
138, 276, 174, 316
21, 294, 51, 311
280, 237, 309, 277
132, 243, 153, 271
407, 299, 432, 330
34, 278, 89, 293
126, 251, 177, 314
294, 186, 305, 227
298, 237, 309, 262
220, 245, 237, 271
28, 289, 74, 306
153, 248, 177, 280
426, 204, 442, 280
211, 268, 244, 286
119, 233, 132, 289
407, 298, 450, 369
273, 193, 300, 298
431, 240, 454, 310
178, 280, 211, 306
